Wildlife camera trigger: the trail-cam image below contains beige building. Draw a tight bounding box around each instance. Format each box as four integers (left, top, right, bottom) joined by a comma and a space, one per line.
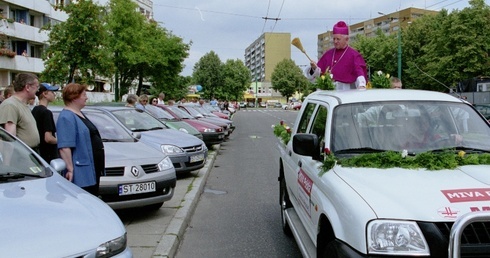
245, 32, 291, 82
244, 32, 291, 104
317, 7, 437, 58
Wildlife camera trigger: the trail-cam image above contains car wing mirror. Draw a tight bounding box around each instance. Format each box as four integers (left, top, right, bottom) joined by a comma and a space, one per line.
50, 158, 67, 173
293, 133, 321, 161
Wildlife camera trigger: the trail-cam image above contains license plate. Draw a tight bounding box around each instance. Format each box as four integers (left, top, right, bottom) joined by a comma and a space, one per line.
219, 134, 224, 139
119, 181, 156, 196
190, 154, 204, 163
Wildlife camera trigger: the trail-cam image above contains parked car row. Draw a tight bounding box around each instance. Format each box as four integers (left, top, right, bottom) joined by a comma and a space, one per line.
1, 99, 235, 257
46, 102, 235, 211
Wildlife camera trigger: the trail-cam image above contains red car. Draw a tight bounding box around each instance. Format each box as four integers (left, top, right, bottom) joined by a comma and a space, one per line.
291, 102, 302, 110
156, 105, 225, 146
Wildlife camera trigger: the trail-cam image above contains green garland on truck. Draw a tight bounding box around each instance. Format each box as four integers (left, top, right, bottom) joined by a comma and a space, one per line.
320, 150, 490, 176
273, 121, 291, 145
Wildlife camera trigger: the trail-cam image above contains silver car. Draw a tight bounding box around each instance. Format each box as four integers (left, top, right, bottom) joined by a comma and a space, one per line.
52, 107, 177, 210
85, 106, 208, 175
0, 127, 132, 257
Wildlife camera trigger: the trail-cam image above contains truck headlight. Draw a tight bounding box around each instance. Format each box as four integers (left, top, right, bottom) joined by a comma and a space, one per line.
96, 233, 127, 258
367, 220, 430, 256
161, 144, 184, 154
157, 156, 174, 171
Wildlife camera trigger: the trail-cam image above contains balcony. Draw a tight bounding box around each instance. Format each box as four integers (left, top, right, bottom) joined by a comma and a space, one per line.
0, 54, 44, 73
0, 21, 48, 43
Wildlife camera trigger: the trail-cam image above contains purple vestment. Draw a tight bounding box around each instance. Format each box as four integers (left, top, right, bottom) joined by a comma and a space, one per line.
317, 46, 367, 84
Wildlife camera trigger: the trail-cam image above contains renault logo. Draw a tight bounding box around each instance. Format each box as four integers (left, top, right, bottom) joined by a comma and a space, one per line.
131, 166, 140, 177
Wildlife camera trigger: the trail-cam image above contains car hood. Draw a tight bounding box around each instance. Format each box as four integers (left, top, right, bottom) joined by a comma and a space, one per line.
0, 173, 126, 257
139, 129, 204, 149
334, 165, 490, 221
104, 142, 166, 166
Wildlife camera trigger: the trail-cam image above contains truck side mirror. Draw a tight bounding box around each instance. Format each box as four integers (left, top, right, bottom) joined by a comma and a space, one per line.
292, 133, 321, 161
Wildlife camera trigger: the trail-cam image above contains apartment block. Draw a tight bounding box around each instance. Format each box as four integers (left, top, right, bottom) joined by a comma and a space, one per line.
0, 0, 68, 87
245, 32, 291, 83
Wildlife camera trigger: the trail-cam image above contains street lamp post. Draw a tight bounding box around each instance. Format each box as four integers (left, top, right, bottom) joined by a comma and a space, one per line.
255, 78, 258, 108
397, 29, 402, 80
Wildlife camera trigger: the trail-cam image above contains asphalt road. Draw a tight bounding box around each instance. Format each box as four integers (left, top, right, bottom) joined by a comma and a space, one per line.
175, 108, 302, 258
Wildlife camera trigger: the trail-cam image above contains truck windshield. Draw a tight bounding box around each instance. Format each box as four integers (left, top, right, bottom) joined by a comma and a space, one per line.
332, 101, 490, 154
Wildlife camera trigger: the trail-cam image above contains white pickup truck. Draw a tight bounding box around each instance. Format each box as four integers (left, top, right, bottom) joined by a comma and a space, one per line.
277, 89, 490, 257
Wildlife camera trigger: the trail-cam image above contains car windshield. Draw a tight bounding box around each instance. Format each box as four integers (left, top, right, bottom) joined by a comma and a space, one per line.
0, 129, 49, 179
83, 112, 135, 142
332, 101, 490, 154
112, 109, 167, 131
145, 105, 176, 120
166, 106, 194, 119
179, 106, 202, 117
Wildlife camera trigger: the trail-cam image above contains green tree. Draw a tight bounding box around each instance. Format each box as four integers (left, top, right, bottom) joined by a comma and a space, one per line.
352, 30, 397, 80
41, 0, 112, 85
403, 0, 490, 91
192, 51, 224, 99
105, 0, 147, 100
271, 59, 309, 102
163, 75, 192, 101
146, 22, 190, 97
222, 59, 252, 101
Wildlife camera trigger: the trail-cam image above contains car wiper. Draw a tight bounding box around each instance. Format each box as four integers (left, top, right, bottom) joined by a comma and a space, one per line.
335, 147, 388, 155
148, 127, 165, 131
132, 129, 149, 132
101, 138, 120, 142
0, 172, 45, 181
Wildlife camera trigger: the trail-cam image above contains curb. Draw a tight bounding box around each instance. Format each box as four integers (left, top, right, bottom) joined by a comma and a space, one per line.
152, 146, 219, 257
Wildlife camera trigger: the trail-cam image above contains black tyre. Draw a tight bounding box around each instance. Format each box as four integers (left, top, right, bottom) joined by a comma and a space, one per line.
280, 176, 292, 236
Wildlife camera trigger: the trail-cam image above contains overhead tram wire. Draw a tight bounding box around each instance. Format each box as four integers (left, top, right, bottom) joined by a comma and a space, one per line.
262, 0, 286, 50
154, 3, 369, 22
261, 0, 272, 34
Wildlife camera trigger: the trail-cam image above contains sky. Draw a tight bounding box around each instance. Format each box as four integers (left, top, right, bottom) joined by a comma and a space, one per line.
152, 0, 478, 77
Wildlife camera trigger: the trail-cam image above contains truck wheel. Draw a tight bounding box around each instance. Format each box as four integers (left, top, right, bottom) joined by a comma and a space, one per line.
280, 177, 292, 236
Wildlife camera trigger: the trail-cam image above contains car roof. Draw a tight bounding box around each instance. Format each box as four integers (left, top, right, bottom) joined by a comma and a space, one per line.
85, 106, 136, 111
307, 89, 463, 104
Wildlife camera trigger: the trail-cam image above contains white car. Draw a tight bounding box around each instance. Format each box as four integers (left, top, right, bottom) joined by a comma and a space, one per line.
0, 128, 132, 257
278, 89, 490, 257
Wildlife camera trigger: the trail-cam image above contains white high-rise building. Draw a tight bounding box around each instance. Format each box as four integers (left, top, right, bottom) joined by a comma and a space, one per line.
0, 0, 68, 88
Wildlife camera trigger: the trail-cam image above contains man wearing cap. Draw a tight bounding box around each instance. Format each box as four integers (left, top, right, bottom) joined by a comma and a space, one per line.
306, 21, 368, 90
0, 73, 40, 149
32, 83, 59, 162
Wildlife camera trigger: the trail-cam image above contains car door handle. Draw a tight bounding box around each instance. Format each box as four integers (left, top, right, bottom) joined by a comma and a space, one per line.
298, 161, 302, 167
288, 150, 292, 156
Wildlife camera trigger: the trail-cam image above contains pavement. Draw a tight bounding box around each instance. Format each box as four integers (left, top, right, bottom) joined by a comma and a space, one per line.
121, 145, 219, 258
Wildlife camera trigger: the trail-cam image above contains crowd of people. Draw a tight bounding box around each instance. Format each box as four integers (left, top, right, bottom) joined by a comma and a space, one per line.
0, 73, 103, 196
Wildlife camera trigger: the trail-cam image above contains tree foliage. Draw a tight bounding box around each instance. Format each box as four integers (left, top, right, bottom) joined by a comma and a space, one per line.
222, 59, 252, 101
41, 0, 190, 101
271, 59, 309, 101
41, 0, 112, 85
105, 0, 148, 99
192, 51, 224, 99
353, 0, 490, 92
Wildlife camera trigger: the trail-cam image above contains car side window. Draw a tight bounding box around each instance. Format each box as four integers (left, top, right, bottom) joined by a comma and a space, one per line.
296, 103, 316, 133
310, 105, 328, 156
